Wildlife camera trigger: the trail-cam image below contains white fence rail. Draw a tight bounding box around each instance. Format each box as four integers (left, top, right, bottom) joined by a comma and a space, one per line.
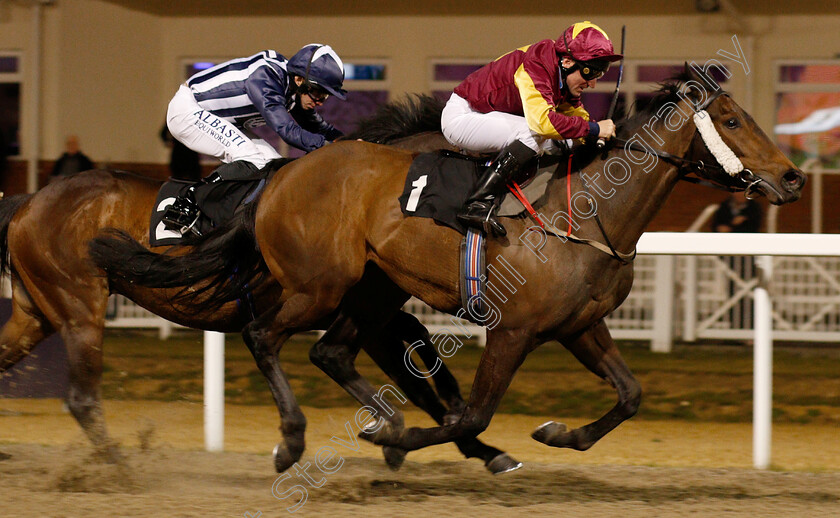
106, 296, 175, 339
105, 246, 840, 350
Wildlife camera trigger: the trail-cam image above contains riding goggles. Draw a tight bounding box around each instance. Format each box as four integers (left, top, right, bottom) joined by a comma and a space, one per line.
577, 60, 609, 81
300, 83, 330, 103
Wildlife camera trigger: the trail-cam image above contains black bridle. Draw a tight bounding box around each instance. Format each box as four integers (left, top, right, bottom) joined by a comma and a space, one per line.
547, 87, 759, 265
611, 88, 763, 196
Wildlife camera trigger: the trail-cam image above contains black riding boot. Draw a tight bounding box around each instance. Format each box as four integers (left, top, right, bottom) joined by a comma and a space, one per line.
161, 171, 223, 231
457, 141, 537, 237
162, 160, 261, 232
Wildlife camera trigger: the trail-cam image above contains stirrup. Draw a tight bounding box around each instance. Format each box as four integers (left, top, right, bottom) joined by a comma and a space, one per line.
161, 205, 202, 236
457, 201, 506, 237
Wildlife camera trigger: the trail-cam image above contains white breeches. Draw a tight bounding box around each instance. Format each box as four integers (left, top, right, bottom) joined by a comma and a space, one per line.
440, 93, 559, 155
166, 84, 282, 169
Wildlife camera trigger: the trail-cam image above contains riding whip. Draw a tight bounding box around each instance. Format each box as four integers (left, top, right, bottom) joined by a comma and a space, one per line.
597, 25, 626, 149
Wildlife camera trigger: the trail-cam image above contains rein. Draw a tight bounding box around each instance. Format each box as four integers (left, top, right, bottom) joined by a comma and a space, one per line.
522, 154, 635, 264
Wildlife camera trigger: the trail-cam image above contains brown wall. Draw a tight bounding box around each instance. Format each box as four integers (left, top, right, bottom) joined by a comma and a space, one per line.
1, 160, 830, 235
1, 1, 838, 232
0, 161, 214, 194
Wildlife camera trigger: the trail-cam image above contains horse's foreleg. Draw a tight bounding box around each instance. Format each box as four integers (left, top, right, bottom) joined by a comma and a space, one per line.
532, 319, 641, 450
308, 311, 409, 469
370, 312, 521, 474
387, 311, 465, 413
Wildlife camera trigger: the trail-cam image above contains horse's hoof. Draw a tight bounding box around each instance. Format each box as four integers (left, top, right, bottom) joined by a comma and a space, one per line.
0, 451, 11, 461
273, 443, 297, 473
531, 421, 567, 445
357, 418, 381, 444
382, 446, 407, 471
358, 417, 400, 446
93, 443, 124, 464
442, 410, 461, 426
485, 453, 523, 474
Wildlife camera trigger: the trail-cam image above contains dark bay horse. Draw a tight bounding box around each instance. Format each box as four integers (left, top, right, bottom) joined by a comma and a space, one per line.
0, 96, 519, 473
94, 65, 805, 463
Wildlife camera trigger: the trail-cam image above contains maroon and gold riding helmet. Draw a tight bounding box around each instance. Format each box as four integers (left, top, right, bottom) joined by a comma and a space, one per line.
556, 21, 623, 80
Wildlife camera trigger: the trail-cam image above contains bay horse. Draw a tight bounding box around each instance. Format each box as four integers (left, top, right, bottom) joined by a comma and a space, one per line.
0, 96, 520, 473
93, 65, 804, 464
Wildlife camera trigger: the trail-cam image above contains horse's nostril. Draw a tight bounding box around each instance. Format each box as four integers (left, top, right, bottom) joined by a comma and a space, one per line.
783, 169, 805, 190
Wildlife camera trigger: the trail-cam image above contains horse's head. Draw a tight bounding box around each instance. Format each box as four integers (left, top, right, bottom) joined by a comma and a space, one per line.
678, 64, 805, 205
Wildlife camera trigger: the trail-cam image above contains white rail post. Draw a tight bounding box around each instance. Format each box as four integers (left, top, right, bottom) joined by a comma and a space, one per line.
753, 255, 773, 469
158, 320, 173, 341
204, 331, 225, 452
682, 256, 698, 342
651, 255, 675, 352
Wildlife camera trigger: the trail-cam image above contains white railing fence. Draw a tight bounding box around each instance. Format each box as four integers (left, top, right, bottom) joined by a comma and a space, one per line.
106, 295, 175, 339
102, 251, 840, 351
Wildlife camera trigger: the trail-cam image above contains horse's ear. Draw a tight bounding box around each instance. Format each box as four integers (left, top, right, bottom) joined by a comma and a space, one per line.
683, 60, 722, 93
684, 61, 700, 82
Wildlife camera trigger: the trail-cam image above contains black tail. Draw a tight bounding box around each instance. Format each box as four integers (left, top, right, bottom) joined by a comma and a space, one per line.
344, 93, 444, 144
0, 194, 34, 275
88, 201, 266, 310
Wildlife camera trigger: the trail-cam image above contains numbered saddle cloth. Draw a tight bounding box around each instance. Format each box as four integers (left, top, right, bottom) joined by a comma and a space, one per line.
397, 150, 554, 235
149, 178, 265, 246
398, 151, 482, 234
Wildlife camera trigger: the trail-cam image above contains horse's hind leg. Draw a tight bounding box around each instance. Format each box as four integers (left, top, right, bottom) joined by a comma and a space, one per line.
532, 319, 641, 450
368, 311, 521, 474
242, 298, 321, 473
0, 283, 53, 461
0, 279, 53, 375
61, 321, 122, 461
3, 272, 119, 461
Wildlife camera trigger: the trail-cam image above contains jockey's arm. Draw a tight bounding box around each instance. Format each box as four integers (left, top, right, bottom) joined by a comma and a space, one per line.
244, 67, 328, 152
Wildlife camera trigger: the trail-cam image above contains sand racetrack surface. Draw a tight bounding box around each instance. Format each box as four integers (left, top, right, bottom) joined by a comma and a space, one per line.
1, 400, 838, 517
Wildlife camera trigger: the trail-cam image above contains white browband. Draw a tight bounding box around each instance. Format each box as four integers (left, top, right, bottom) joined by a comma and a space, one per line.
693, 110, 744, 176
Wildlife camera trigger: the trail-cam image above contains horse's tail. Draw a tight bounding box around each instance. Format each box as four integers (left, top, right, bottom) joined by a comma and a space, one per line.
0, 193, 34, 275
88, 201, 266, 310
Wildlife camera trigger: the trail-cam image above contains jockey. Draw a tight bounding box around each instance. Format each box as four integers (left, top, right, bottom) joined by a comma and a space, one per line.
163, 44, 347, 229
441, 21, 622, 237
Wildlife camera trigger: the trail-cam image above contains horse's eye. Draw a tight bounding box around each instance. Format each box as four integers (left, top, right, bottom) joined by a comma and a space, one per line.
725, 117, 740, 129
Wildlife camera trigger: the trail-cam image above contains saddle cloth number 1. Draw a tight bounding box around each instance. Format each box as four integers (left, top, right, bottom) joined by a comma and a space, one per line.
405, 175, 428, 212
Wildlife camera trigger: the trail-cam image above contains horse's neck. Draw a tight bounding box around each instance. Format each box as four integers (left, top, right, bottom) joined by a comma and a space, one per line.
544, 121, 696, 252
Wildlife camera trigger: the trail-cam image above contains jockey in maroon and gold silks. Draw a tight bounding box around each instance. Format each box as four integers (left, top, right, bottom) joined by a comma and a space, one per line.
443, 20, 621, 238
454, 39, 597, 141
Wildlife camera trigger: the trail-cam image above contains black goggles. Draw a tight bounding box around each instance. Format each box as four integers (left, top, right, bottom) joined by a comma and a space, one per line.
300, 83, 330, 102
577, 60, 609, 81
562, 32, 609, 81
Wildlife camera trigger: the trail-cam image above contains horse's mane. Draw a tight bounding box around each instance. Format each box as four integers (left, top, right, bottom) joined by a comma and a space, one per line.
616, 71, 695, 138
344, 94, 445, 144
